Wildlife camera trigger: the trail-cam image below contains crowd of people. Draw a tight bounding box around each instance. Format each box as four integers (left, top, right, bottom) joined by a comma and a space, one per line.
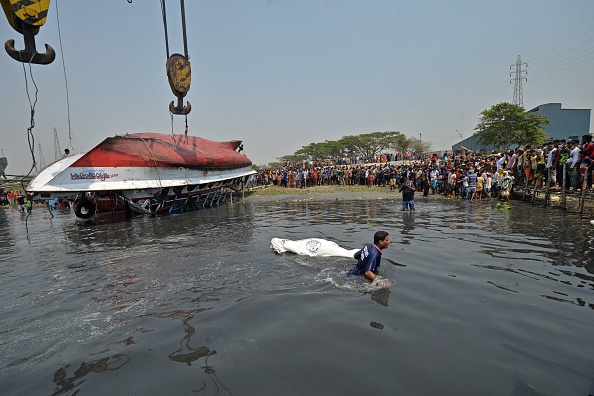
3, 135, 593, 213
0, 188, 28, 211
0, 189, 71, 213
253, 134, 594, 207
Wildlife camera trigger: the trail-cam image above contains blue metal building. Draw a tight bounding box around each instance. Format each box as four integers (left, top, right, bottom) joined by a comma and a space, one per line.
452, 103, 592, 152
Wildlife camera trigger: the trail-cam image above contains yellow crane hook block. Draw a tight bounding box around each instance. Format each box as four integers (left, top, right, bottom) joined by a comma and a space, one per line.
166, 53, 192, 115
2, 0, 55, 64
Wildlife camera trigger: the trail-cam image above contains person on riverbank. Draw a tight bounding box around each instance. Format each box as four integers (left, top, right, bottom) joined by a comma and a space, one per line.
579, 150, 593, 191
467, 169, 478, 200
17, 194, 26, 212
399, 176, 416, 211
567, 141, 581, 190
500, 171, 514, 202
349, 231, 390, 284
583, 134, 594, 190
474, 171, 484, 200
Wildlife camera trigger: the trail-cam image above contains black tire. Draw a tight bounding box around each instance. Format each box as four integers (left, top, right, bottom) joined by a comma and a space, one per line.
74, 200, 95, 219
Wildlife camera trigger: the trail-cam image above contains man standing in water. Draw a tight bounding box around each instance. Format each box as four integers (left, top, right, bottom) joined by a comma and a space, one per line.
399, 176, 416, 211
349, 231, 390, 284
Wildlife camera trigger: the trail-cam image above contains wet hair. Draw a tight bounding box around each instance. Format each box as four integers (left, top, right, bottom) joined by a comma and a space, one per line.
374, 231, 389, 244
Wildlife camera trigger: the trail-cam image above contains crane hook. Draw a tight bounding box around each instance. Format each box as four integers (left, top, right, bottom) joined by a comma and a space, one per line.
2, 0, 55, 64
166, 53, 191, 115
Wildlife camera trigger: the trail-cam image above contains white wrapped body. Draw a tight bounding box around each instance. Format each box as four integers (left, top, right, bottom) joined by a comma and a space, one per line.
270, 238, 359, 258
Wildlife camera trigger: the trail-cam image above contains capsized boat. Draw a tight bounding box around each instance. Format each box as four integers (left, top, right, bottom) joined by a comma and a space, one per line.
28, 132, 256, 219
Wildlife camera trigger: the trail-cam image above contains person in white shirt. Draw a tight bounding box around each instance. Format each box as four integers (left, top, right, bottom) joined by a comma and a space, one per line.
567, 140, 581, 190
496, 154, 505, 172
484, 171, 493, 199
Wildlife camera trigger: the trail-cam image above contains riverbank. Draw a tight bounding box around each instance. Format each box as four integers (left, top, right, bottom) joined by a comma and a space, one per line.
234, 185, 594, 217
235, 185, 403, 202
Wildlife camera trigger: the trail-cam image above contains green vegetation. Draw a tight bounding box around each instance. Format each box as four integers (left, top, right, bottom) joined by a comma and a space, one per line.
474, 102, 550, 151
259, 131, 432, 169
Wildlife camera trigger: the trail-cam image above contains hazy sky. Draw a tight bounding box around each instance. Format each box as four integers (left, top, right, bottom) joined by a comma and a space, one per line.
1, 0, 593, 174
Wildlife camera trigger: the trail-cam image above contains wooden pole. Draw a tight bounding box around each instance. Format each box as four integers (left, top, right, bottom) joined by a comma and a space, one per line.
544, 168, 551, 208
579, 174, 587, 216
561, 162, 567, 211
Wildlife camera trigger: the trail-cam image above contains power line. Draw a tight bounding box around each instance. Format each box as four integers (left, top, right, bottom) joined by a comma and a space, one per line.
454, 25, 594, 144
529, 53, 594, 82
526, 28, 594, 66
529, 46, 594, 80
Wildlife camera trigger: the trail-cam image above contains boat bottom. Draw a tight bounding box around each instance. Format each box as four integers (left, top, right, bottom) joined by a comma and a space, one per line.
39, 177, 249, 220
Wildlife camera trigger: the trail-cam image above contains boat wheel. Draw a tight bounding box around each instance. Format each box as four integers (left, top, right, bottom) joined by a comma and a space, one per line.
74, 200, 96, 219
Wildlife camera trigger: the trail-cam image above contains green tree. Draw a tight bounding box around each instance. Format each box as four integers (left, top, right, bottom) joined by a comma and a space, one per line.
339, 131, 405, 157
474, 102, 550, 150
391, 133, 410, 153
407, 137, 432, 156
294, 140, 347, 160
276, 130, 421, 164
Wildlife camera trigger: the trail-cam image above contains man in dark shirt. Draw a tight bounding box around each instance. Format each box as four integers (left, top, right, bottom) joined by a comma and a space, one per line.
349, 231, 390, 283
399, 177, 416, 211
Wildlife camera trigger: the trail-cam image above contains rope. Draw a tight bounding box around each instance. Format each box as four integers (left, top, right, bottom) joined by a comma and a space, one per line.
161, 0, 170, 58
17, 53, 39, 236
55, 0, 76, 150
139, 137, 163, 189
19, 55, 38, 187
180, 0, 189, 59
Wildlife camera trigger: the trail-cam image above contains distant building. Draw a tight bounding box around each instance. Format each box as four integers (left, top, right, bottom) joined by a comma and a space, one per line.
526, 103, 591, 142
452, 103, 592, 152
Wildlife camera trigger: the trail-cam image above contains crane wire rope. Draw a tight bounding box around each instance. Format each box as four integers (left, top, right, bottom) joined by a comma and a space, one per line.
55, 0, 76, 150
161, 0, 170, 58
161, 0, 191, 138
161, 0, 176, 138
18, 53, 39, 235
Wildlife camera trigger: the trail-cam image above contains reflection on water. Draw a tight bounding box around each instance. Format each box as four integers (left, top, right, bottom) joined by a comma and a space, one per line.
369, 287, 391, 307
51, 354, 130, 396
1, 197, 593, 395
169, 315, 233, 395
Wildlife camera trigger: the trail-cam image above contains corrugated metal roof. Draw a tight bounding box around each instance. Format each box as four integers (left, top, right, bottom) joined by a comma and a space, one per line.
452, 103, 591, 151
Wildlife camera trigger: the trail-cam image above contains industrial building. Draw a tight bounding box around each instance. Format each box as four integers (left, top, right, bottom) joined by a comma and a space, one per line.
452, 103, 592, 153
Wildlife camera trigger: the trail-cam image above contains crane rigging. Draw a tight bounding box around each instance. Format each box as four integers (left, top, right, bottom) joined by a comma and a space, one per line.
1, 0, 192, 115
162, 0, 192, 116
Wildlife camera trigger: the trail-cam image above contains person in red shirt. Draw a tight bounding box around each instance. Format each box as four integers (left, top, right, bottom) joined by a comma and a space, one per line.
582, 134, 594, 189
